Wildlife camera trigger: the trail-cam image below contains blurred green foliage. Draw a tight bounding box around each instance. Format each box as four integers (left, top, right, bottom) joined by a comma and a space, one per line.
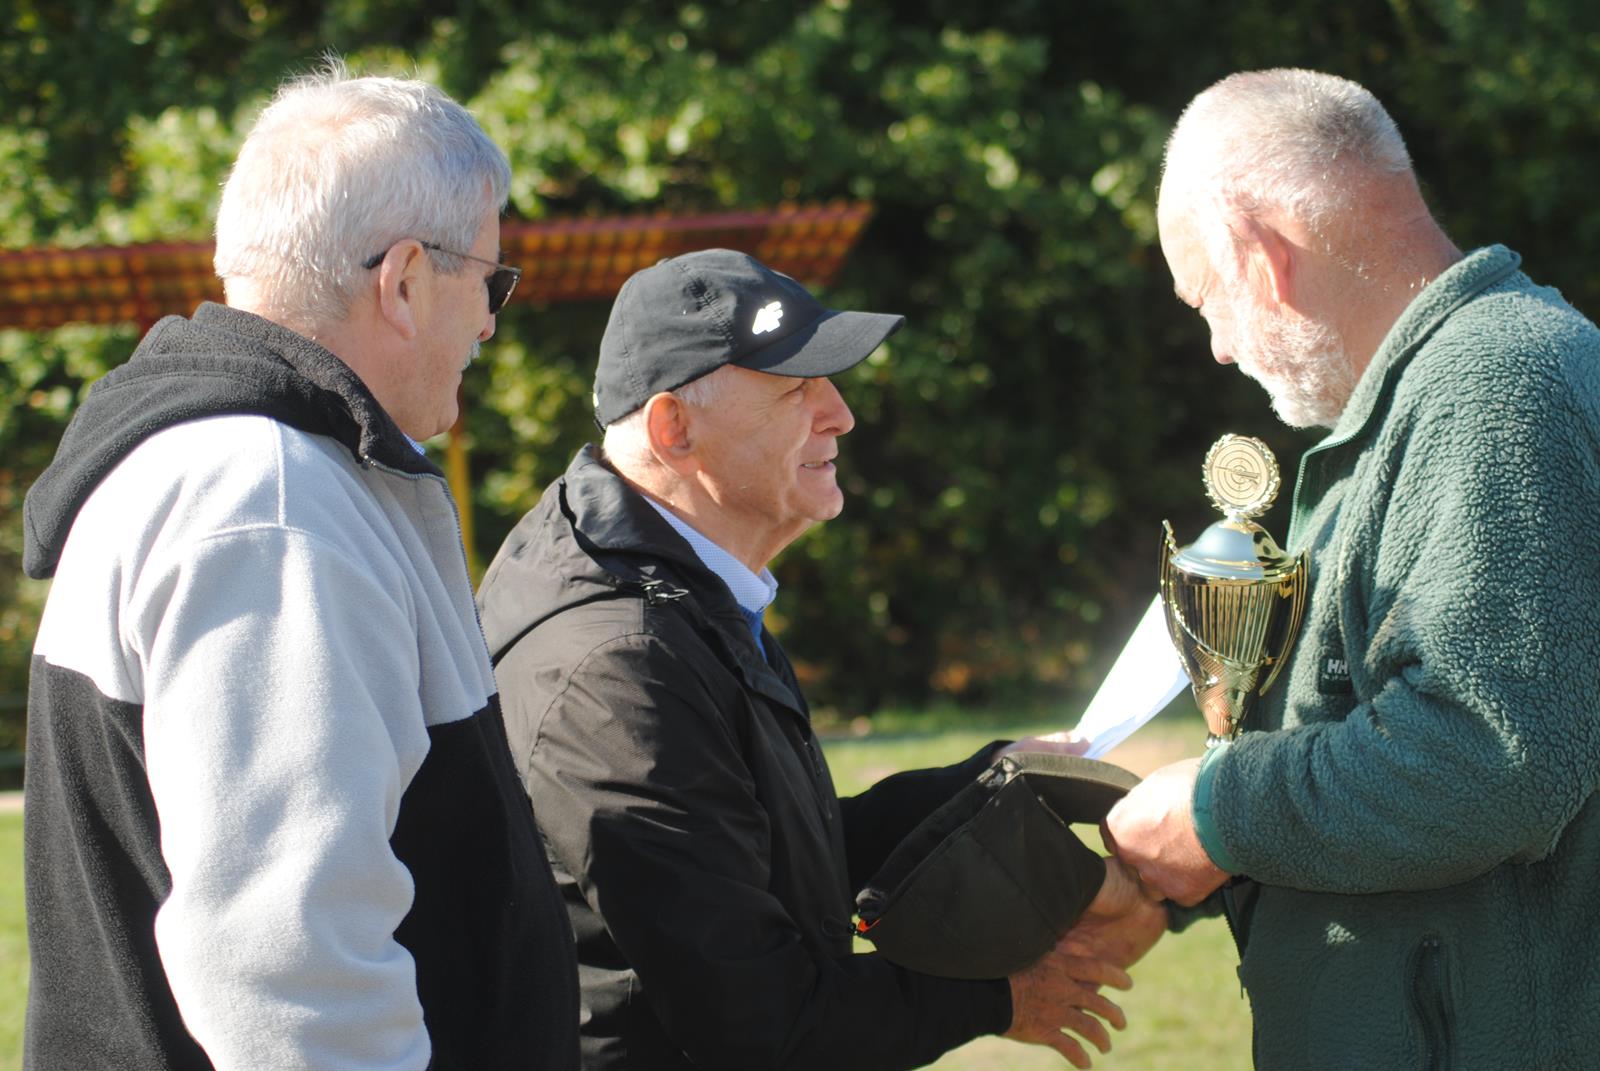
3, 1, 1599, 745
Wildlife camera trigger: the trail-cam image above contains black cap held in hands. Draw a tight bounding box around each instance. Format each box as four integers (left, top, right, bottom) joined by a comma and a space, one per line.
853, 752, 1142, 980
593, 248, 905, 427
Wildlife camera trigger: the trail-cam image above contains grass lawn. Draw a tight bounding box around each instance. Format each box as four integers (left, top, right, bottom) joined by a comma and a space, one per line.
1, 809, 24, 1071
0, 708, 1251, 1070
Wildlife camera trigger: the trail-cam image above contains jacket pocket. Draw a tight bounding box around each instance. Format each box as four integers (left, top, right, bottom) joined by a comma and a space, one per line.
1407, 933, 1455, 1071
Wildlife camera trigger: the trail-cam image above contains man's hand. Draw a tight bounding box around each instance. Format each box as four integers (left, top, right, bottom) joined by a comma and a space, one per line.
1058, 856, 1167, 968
997, 731, 1090, 758
1103, 758, 1228, 906
1003, 937, 1131, 1068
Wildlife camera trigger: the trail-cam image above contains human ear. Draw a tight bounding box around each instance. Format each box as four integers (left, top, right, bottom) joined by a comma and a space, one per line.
1222, 210, 1296, 309
376, 241, 427, 341
643, 393, 696, 473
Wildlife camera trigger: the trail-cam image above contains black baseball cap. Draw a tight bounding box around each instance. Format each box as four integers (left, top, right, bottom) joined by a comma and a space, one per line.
593, 248, 905, 427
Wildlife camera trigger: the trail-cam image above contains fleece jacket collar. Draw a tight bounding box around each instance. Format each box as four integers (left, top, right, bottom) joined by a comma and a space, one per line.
23, 302, 433, 579
1288, 245, 1522, 541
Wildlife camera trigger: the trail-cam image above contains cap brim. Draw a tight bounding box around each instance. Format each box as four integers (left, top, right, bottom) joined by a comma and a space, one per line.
1023, 755, 1142, 823
733, 308, 905, 378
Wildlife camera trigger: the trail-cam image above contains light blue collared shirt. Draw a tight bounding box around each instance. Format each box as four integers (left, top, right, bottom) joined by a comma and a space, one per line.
643, 498, 778, 619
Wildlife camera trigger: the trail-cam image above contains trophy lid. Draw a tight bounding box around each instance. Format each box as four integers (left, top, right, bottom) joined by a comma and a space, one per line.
1170, 517, 1299, 582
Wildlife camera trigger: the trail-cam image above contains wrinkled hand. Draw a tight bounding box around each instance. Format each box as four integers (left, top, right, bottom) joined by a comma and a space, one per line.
1004, 936, 1132, 1069
1103, 758, 1228, 906
997, 731, 1090, 758
1058, 856, 1167, 969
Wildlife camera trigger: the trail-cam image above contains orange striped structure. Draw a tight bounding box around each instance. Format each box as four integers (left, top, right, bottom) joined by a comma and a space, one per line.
0, 202, 875, 331
0, 202, 876, 577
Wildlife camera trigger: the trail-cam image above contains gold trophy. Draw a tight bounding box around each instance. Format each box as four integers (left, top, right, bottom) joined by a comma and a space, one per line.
1160, 435, 1309, 744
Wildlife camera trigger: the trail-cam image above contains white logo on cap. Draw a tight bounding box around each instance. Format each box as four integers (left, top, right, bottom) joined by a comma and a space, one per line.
752, 301, 783, 335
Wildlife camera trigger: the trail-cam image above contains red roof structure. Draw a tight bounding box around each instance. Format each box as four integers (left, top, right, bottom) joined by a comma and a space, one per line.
0, 201, 875, 331
2, 201, 877, 575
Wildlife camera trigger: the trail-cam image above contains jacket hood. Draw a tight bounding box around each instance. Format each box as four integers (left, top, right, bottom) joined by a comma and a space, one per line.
478, 445, 747, 665
23, 302, 435, 579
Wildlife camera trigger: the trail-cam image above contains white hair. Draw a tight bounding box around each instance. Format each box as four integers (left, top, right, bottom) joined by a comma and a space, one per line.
214, 58, 510, 329
1164, 69, 1413, 254
601, 367, 731, 474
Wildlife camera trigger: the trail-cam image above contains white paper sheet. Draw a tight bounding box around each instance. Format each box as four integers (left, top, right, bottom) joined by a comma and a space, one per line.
1070, 594, 1190, 759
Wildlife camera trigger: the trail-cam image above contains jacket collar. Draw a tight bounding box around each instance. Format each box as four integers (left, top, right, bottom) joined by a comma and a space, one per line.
1287, 245, 1522, 538
483, 445, 810, 718
187, 302, 432, 473
559, 444, 713, 574
1324, 245, 1521, 450
24, 302, 435, 579
563, 447, 810, 716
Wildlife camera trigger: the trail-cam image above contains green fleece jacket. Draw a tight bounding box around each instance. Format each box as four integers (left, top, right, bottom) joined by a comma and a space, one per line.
1191, 246, 1600, 1070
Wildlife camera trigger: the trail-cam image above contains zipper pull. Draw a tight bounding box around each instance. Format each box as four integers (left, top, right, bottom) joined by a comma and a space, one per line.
979, 755, 1018, 790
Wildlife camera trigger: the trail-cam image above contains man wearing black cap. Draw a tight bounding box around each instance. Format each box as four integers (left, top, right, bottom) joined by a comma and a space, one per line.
477, 249, 1162, 1071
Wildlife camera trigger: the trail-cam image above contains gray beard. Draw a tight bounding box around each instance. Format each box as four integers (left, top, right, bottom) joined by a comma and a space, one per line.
1234, 303, 1357, 430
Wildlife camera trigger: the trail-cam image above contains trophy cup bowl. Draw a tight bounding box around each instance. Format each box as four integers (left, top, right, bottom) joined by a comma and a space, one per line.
1160, 436, 1309, 744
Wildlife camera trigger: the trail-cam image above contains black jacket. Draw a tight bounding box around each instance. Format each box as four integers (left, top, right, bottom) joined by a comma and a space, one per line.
23, 303, 579, 1070
478, 446, 1012, 1071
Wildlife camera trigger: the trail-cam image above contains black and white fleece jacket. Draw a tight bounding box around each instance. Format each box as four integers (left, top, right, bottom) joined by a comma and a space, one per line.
21, 303, 579, 1071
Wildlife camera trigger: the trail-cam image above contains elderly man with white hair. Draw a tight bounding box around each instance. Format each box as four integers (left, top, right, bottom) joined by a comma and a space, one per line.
1106, 69, 1600, 1068
478, 249, 1165, 1071
22, 65, 578, 1070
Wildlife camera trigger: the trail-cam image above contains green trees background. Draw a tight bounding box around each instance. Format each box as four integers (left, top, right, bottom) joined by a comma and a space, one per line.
3, 1, 1597, 748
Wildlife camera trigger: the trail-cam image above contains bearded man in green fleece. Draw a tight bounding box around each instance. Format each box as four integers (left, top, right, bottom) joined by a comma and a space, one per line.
1105, 68, 1600, 1069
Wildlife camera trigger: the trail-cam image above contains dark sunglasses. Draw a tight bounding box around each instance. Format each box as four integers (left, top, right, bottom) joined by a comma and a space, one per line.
362, 240, 522, 315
